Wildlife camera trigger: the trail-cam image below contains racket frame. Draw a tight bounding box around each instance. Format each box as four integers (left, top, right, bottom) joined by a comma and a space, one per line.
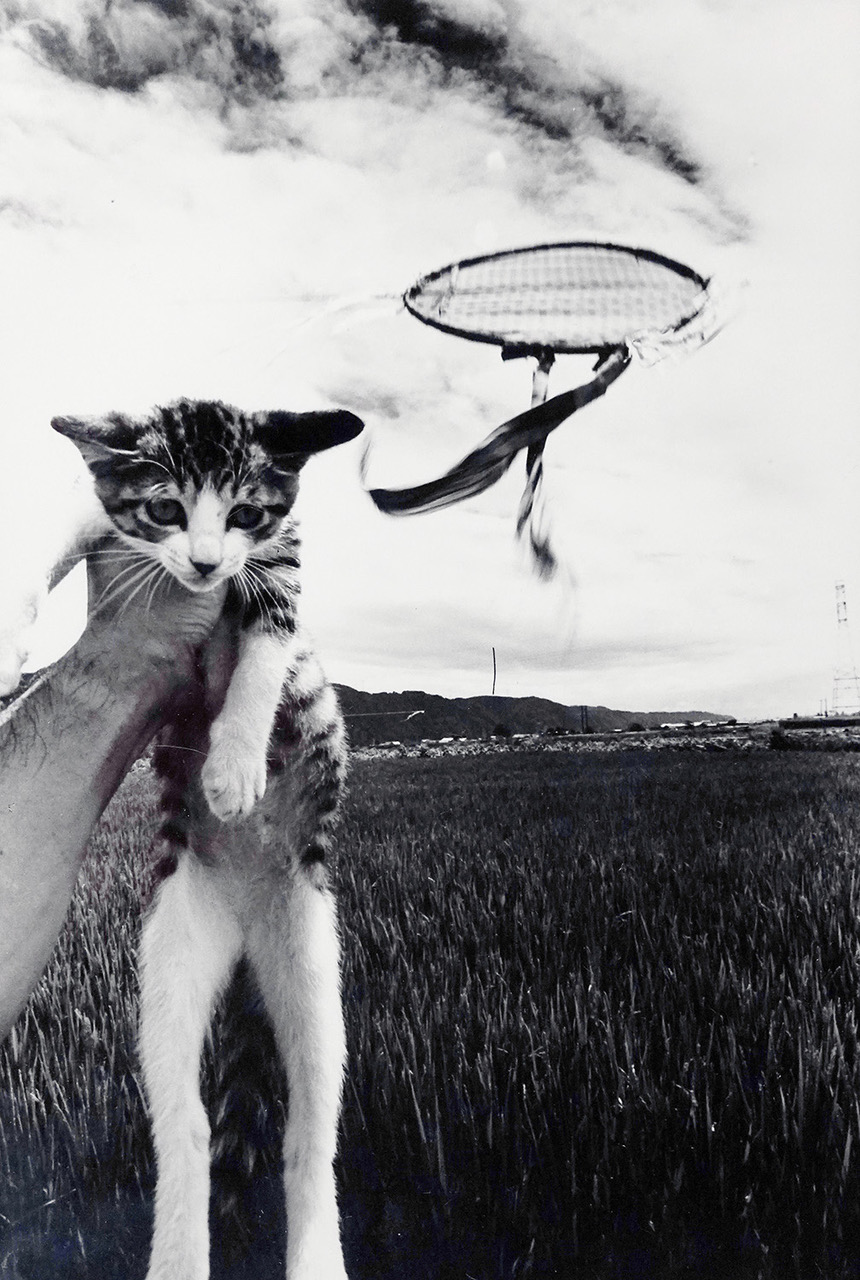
403, 240, 709, 356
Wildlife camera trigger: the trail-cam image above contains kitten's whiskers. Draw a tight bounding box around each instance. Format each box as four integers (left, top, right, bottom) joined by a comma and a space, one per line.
144, 564, 170, 614
117, 562, 167, 619
89, 554, 157, 619
89, 553, 149, 603
140, 456, 177, 482
238, 562, 269, 619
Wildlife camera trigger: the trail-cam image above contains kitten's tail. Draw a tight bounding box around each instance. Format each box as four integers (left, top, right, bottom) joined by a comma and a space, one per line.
209, 958, 286, 1263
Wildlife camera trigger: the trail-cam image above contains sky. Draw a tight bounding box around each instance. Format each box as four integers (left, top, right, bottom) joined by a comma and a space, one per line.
1, 0, 859, 720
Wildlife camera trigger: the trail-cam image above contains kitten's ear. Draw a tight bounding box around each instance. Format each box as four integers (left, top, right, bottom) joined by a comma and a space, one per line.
51, 414, 138, 464
253, 409, 364, 468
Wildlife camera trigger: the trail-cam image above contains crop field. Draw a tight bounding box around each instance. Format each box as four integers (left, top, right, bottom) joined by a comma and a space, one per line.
2, 747, 860, 1279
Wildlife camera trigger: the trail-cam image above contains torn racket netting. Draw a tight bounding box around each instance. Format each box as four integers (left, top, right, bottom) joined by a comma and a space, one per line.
366, 241, 721, 576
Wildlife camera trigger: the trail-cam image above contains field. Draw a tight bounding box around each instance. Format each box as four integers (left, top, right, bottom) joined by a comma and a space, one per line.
2, 747, 860, 1279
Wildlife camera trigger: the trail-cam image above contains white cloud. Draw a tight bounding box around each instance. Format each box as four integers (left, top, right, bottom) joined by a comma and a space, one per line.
421, 0, 508, 35
1, 0, 858, 719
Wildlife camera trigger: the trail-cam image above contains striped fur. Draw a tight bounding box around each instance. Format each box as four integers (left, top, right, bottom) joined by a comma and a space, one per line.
55, 400, 363, 1280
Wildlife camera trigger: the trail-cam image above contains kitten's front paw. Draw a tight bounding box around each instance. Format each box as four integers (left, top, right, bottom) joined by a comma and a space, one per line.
0, 587, 45, 697
0, 651, 26, 699
201, 732, 268, 821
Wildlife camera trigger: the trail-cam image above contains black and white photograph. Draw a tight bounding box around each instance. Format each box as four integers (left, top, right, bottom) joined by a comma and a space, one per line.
1, 1, 859, 1276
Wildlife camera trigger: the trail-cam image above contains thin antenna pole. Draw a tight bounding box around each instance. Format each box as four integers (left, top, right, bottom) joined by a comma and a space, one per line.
492, 647, 497, 696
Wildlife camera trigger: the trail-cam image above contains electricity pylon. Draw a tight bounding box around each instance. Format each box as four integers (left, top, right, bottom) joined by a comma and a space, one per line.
832, 582, 860, 716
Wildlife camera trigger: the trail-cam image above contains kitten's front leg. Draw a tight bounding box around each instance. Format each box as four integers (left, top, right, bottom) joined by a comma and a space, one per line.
1, 441, 105, 696
202, 629, 293, 821
0, 584, 46, 697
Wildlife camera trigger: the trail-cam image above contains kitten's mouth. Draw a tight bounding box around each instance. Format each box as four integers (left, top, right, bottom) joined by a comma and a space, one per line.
183, 575, 224, 594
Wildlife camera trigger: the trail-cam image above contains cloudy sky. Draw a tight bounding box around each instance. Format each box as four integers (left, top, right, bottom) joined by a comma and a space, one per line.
1, 0, 858, 720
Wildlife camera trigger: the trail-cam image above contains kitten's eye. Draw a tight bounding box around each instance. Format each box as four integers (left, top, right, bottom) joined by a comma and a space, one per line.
145, 497, 185, 527
228, 505, 265, 531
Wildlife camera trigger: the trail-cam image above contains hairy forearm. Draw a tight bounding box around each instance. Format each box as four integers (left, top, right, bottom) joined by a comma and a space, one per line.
0, 565, 229, 1038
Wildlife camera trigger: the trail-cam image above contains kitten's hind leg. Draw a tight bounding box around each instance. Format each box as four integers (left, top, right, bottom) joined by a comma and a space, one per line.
139, 851, 243, 1280
246, 862, 348, 1280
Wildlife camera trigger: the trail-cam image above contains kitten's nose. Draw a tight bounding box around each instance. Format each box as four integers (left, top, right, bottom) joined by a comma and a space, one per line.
191, 559, 218, 578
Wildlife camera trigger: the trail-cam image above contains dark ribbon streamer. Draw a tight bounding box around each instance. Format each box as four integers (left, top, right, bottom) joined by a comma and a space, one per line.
367, 346, 632, 575
517, 436, 555, 577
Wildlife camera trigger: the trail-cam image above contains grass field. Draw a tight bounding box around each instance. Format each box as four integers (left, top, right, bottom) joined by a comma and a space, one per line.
2, 748, 860, 1279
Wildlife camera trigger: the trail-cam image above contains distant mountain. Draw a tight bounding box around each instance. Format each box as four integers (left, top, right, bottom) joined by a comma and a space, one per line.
0, 675, 727, 747
334, 685, 729, 747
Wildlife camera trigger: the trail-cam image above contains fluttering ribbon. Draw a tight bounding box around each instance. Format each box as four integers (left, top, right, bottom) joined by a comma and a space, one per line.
365, 346, 632, 576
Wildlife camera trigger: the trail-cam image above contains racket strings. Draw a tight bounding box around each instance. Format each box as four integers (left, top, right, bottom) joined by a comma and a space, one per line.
412, 244, 709, 350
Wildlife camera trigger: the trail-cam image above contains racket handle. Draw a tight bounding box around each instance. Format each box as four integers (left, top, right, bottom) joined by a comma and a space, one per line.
530, 349, 556, 409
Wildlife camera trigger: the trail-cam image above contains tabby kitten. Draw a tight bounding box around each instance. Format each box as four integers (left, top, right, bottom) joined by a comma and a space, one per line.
52, 399, 362, 821
53, 399, 363, 1280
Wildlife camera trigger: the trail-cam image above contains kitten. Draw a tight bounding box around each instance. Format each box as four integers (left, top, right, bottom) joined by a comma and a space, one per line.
52, 399, 362, 821
53, 398, 363, 1280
